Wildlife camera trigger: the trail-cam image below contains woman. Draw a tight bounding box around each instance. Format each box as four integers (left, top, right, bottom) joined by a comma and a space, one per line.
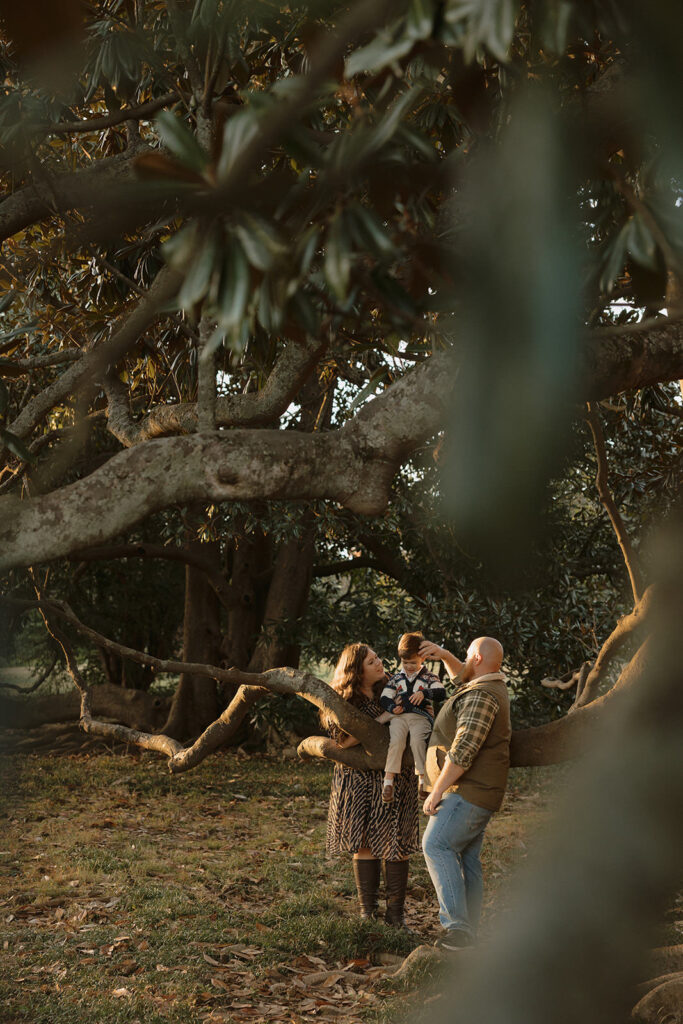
323, 643, 419, 927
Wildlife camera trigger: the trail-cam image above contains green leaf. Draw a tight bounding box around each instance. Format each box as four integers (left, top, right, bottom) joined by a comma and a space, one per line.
217, 109, 260, 180
345, 29, 416, 78
257, 276, 284, 333
177, 228, 220, 310
1, 427, 33, 463
162, 224, 198, 269
0, 290, 15, 314
156, 110, 208, 174
324, 213, 353, 300
0, 379, 8, 418
369, 86, 423, 154
289, 291, 320, 335
599, 222, 629, 295
345, 204, 396, 260
0, 322, 37, 346
347, 368, 390, 414
625, 214, 658, 270
234, 214, 287, 272
371, 268, 418, 316
406, 0, 437, 40
216, 237, 250, 329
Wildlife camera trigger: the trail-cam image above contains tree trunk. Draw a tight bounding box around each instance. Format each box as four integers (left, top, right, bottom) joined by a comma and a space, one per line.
248, 524, 316, 672
162, 538, 223, 739
221, 526, 272, 669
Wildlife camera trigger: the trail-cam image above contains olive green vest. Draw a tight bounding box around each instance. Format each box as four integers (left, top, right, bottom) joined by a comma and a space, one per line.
425, 673, 511, 812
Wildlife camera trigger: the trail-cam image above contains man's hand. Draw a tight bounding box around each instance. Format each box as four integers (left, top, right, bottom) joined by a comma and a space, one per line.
423, 791, 441, 815
392, 704, 404, 715
409, 691, 425, 705
419, 641, 446, 661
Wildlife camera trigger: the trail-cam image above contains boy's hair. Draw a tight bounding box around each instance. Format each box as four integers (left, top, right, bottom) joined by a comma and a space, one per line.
397, 631, 425, 660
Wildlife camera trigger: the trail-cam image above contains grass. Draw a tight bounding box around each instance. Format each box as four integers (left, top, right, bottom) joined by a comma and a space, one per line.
0, 747, 556, 1024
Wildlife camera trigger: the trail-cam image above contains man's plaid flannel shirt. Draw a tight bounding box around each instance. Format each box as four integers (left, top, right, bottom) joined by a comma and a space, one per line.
447, 683, 500, 771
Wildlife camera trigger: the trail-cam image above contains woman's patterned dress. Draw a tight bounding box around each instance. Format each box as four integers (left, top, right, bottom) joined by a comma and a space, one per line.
326, 695, 419, 860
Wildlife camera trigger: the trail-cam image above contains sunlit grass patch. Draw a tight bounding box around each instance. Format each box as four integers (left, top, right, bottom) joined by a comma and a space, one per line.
0, 748, 554, 1023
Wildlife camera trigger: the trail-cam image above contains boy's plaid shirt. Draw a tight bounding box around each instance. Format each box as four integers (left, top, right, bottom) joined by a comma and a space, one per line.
447, 684, 500, 771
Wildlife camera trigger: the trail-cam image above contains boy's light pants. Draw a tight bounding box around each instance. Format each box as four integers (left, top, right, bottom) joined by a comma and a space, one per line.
385, 712, 432, 775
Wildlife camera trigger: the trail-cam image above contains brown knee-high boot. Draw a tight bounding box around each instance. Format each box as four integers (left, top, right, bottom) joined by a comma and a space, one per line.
352, 858, 381, 920
383, 859, 410, 927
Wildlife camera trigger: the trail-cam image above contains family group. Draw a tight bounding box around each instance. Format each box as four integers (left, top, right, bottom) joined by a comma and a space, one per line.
323, 632, 510, 951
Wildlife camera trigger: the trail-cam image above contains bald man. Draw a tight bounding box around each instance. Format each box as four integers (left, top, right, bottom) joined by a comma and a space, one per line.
418, 636, 511, 950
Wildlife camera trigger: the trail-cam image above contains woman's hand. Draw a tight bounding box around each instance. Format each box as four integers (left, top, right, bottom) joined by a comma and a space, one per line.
336, 734, 360, 749
392, 704, 404, 715
409, 691, 424, 705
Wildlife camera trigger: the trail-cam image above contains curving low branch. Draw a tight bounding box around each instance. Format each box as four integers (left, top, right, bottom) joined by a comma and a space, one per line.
510, 638, 651, 766
5, 590, 657, 775
571, 585, 655, 710
4, 595, 389, 770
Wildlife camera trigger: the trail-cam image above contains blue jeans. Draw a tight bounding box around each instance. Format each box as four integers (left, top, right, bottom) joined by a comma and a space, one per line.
422, 792, 493, 938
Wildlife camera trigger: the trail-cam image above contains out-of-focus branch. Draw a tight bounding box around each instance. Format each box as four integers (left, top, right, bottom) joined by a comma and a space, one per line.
196, 318, 217, 433
0, 147, 148, 244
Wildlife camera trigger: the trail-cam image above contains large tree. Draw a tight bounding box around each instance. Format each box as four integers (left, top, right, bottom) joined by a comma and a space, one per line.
0, 0, 681, 762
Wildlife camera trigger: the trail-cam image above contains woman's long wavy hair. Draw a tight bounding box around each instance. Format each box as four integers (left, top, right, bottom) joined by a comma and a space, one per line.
319, 643, 384, 732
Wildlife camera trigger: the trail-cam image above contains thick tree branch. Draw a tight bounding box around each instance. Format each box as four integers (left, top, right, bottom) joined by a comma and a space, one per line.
2, 313, 682, 570
0, 351, 455, 569
2, 351, 81, 373
572, 585, 655, 709
3, 594, 388, 769
0, 147, 149, 244
510, 636, 651, 766
541, 661, 592, 692
586, 401, 643, 604
583, 316, 683, 398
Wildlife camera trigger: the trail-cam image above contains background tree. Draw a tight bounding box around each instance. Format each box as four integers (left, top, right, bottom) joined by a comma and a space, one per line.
0, 0, 681, 764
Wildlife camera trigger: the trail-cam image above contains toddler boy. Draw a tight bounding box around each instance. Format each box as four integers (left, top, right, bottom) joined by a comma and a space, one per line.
380, 631, 447, 802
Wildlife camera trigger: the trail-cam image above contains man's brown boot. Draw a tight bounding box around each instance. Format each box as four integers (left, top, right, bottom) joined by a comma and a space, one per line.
352, 858, 381, 921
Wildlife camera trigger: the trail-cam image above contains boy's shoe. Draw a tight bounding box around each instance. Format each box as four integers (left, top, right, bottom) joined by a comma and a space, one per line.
434, 930, 473, 951
382, 782, 395, 803
418, 787, 430, 801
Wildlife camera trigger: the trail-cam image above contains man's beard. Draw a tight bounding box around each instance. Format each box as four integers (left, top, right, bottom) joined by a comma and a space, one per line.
461, 659, 476, 682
